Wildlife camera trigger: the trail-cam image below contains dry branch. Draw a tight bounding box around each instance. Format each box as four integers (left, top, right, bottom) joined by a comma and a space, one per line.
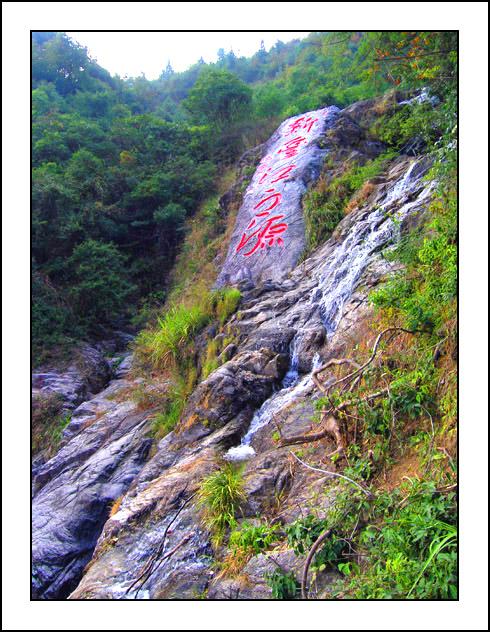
281, 327, 419, 448
290, 452, 372, 498
301, 528, 332, 600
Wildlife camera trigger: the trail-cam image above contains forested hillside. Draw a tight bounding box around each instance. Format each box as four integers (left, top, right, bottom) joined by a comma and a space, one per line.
32, 31, 456, 361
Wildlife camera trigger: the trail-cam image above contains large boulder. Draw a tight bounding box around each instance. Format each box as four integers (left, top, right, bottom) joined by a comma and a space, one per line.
216, 106, 340, 287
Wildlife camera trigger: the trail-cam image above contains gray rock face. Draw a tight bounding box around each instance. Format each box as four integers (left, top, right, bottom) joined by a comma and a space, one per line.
216, 106, 340, 287
69, 150, 434, 600
32, 344, 112, 412
31, 376, 154, 600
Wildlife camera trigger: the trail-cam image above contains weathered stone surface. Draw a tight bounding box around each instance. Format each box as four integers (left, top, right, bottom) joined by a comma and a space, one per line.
216, 106, 340, 288
175, 347, 289, 444
31, 376, 154, 600
69, 448, 218, 600
32, 344, 112, 413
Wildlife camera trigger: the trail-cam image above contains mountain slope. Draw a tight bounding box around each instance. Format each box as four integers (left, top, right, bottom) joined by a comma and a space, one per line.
32, 92, 457, 600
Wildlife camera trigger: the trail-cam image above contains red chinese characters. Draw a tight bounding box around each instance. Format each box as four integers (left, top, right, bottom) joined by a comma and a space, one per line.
258, 164, 296, 185
235, 110, 322, 258
235, 214, 288, 257
277, 136, 306, 159
235, 189, 288, 256
286, 115, 319, 136
254, 188, 282, 212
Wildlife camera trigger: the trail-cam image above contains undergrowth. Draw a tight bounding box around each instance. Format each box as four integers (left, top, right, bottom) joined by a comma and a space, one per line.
303, 150, 396, 252
32, 393, 72, 456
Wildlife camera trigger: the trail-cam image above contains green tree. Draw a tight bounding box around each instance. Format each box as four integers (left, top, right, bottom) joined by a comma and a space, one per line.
66, 240, 135, 328
183, 68, 252, 128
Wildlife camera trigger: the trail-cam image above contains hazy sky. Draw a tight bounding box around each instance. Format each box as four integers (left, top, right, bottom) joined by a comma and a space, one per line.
66, 31, 310, 80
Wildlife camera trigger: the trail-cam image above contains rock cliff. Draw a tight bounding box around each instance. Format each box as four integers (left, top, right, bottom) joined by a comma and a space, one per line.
32, 95, 435, 600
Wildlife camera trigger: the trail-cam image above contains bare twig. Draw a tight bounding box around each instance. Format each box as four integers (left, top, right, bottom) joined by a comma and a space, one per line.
281, 327, 420, 448
322, 327, 418, 396
437, 447, 456, 473
290, 451, 372, 498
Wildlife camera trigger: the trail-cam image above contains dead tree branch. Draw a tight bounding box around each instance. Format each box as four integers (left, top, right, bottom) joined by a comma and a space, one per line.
281, 327, 419, 448
301, 528, 332, 600
290, 451, 372, 498
282, 388, 389, 447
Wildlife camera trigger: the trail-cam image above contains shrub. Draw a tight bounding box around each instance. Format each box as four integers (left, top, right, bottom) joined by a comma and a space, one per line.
66, 240, 136, 329
31, 269, 77, 360
343, 481, 457, 599
303, 151, 396, 251
370, 101, 440, 150
265, 569, 300, 600
370, 187, 457, 334
286, 515, 345, 572
229, 520, 280, 555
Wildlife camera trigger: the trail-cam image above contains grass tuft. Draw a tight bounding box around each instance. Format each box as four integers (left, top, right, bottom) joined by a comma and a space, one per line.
197, 463, 246, 547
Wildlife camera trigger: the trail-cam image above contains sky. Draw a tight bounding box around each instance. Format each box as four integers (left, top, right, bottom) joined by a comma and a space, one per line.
66, 31, 310, 80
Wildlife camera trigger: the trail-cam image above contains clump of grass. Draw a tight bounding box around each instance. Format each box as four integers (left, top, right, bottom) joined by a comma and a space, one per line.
229, 520, 280, 555
197, 463, 246, 547
303, 150, 396, 251
135, 287, 241, 374
219, 519, 280, 575
212, 287, 242, 326
151, 402, 181, 439
151, 379, 188, 439
202, 338, 220, 379
133, 285, 241, 442
136, 302, 211, 371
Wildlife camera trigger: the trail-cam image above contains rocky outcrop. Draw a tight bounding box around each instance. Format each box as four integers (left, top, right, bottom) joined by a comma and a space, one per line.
216, 106, 340, 288
32, 335, 133, 416
69, 157, 434, 600
31, 372, 154, 600
32, 344, 112, 413
32, 95, 436, 600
